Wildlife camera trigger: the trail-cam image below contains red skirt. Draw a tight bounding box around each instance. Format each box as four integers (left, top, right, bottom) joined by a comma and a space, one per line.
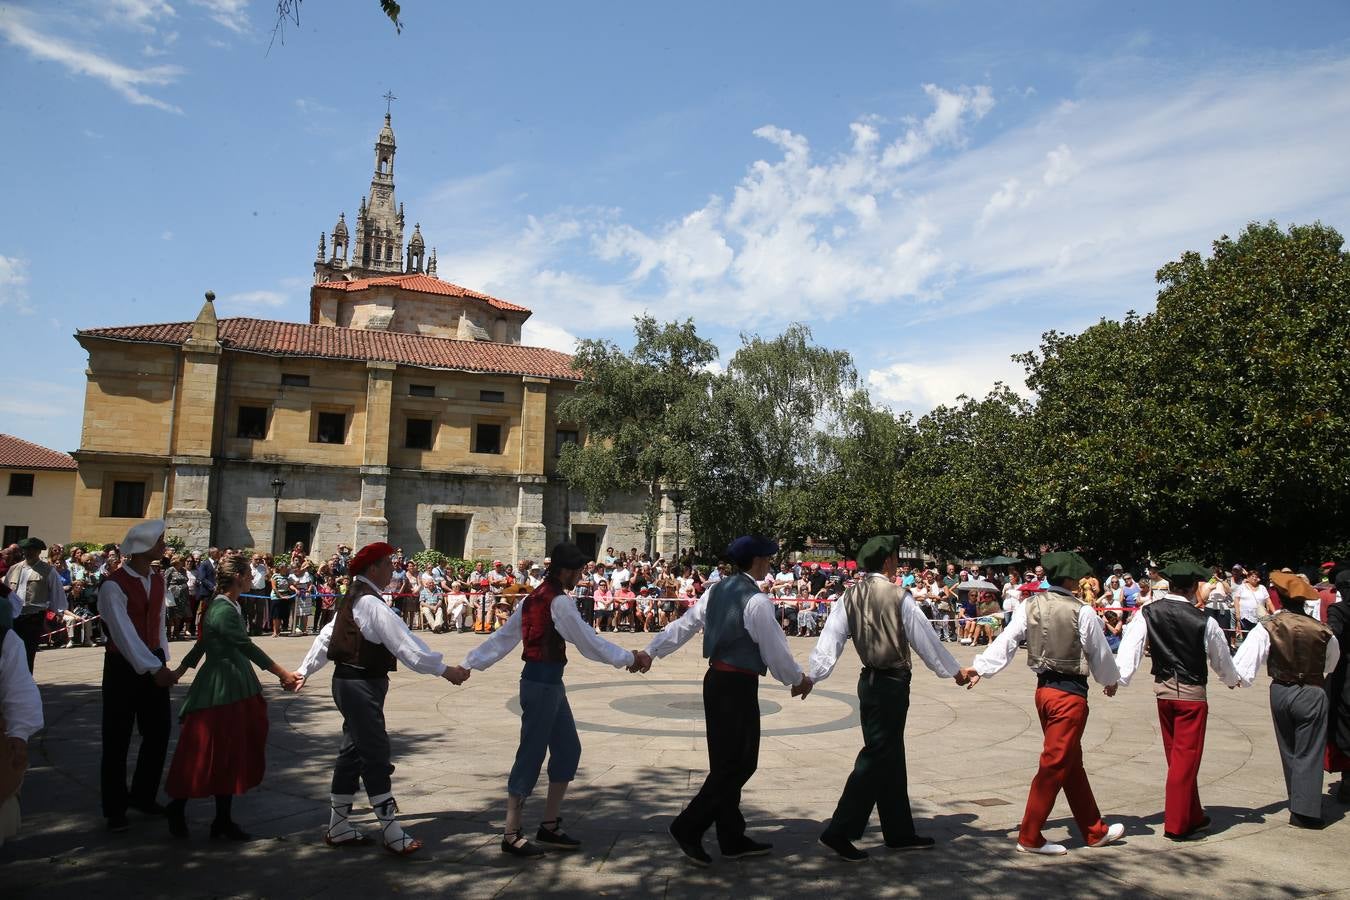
166, 694, 269, 799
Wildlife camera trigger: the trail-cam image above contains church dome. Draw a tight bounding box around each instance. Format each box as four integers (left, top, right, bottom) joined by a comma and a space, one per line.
377, 113, 396, 148
333, 212, 348, 238
408, 223, 425, 251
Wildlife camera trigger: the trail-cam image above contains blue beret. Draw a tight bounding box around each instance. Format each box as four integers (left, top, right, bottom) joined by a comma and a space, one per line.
726, 535, 779, 566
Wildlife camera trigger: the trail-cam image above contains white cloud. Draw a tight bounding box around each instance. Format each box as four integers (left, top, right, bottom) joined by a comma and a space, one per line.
867, 354, 1029, 414
222, 289, 288, 310
160, 230, 174, 241
0, 255, 31, 310
881, 84, 995, 168
191, 0, 250, 33
1042, 143, 1079, 187
521, 320, 580, 354
105, 0, 176, 32
0, 8, 183, 112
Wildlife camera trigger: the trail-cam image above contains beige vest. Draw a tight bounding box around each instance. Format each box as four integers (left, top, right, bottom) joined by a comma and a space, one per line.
1265, 614, 1332, 684
842, 574, 912, 670
1024, 591, 1090, 675
5, 562, 51, 617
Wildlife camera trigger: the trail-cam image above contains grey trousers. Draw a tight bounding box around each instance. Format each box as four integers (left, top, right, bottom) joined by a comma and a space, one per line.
331, 676, 394, 797
1270, 682, 1328, 818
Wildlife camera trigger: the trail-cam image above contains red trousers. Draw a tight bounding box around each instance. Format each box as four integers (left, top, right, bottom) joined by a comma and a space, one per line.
1020, 687, 1109, 848
1158, 699, 1207, 835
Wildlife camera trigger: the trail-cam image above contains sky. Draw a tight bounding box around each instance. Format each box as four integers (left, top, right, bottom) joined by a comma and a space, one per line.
3, 0, 1350, 454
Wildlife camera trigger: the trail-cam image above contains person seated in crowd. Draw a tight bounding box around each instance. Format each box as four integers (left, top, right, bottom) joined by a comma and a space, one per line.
419, 573, 446, 633
796, 590, 818, 637
592, 581, 613, 632
637, 588, 659, 632
444, 581, 471, 633
62, 579, 96, 647
1102, 609, 1124, 652
614, 581, 636, 631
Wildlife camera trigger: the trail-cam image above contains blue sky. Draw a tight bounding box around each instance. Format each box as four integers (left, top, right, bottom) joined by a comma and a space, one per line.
3, 0, 1350, 454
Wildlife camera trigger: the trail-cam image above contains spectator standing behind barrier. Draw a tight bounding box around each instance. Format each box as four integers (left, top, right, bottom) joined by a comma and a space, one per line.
269, 564, 295, 638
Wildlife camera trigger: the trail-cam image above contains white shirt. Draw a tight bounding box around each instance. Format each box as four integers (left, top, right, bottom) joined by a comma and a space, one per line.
643, 573, 804, 687
98, 567, 171, 675
297, 576, 447, 678
972, 590, 1120, 685
13, 563, 67, 614
1234, 583, 1270, 623
1, 630, 42, 740
1231, 622, 1341, 687
1116, 594, 1241, 688
462, 592, 635, 671
610, 567, 631, 591
807, 576, 960, 682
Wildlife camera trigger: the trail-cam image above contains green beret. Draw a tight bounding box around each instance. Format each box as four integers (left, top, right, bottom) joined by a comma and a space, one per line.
17, 537, 46, 552
1041, 551, 1092, 583
1161, 559, 1209, 581
857, 535, 900, 571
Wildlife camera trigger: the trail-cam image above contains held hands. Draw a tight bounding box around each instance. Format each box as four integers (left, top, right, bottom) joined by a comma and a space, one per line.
791, 675, 814, 700
153, 666, 180, 689
442, 665, 471, 686
1103, 682, 1118, 697
955, 667, 981, 690
279, 670, 303, 692
628, 651, 653, 674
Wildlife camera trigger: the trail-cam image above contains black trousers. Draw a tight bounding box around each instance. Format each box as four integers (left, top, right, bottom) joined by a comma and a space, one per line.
100, 650, 171, 818
673, 668, 760, 850
330, 675, 394, 797
823, 667, 915, 843
13, 612, 43, 672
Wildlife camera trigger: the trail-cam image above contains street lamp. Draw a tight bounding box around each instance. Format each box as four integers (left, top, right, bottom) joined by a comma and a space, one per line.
668, 485, 686, 566
270, 477, 286, 554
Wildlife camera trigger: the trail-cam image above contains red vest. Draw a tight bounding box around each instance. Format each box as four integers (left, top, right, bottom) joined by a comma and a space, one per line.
520, 579, 567, 664
106, 565, 165, 658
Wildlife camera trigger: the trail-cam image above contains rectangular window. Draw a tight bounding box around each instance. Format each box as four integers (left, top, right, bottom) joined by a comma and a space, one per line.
236, 405, 268, 439
283, 520, 312, 555
314, 411, 347, 444
7, 473, 34, 496
479, 390, 505, 403
554, 430, 580, 456
2, 525, 28, 546
433, 517, 468, 558
281, 373, 310, 388
472, 422, 502, 455
405, 417, 434, 450
409, 383, 435, 398
109, 480, 147, 518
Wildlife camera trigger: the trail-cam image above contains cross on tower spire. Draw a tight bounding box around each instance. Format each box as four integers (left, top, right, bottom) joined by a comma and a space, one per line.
383, 90, 397, 116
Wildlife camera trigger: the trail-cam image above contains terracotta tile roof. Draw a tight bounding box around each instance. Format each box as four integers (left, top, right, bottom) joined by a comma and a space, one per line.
313, 273, 531, 313
78, 318, 581, 382
0, 434, 77, 470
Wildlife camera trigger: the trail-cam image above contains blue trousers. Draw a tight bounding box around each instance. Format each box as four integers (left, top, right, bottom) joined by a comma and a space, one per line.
508, 678, 581, 798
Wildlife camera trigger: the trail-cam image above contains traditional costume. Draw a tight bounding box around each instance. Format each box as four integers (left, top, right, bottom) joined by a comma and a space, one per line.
1117, 559, 1240, 840
165, 561, 293, 840
970, 551, 1125, 855
0, 624, 42, 847
644, 535, 809, 866
808, 535, 964, 861
1326, 571, 1350, 801
1233, 571, 1342, 828
297, 541, 453, 854
6, 537, 67, 672
460, 542, 638, 857
98, 520, 173, 831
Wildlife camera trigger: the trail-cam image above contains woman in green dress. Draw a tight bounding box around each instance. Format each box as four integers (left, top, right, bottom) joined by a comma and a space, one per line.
166, 554, 301, 839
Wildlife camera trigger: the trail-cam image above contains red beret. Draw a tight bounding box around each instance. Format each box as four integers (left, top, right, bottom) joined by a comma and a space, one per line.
349, 541, 396, 576
1018, 582, 1042, 593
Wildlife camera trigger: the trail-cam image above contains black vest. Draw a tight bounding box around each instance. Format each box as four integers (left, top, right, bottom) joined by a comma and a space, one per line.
1144, 599, 1209, 685
326, 578, 397, 676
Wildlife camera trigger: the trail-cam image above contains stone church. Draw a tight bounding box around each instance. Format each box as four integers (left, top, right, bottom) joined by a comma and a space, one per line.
69, 113, 665, 562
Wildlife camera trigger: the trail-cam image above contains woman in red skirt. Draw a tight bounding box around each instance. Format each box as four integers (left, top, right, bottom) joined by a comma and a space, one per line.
167, 554, 301, 839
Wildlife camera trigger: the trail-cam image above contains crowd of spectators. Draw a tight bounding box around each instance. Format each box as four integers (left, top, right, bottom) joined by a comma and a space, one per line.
4, 535, 1340, 662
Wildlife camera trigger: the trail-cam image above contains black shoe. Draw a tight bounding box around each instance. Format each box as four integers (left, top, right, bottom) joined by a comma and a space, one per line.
1289, 812, 1326, 830
210, 819, 253, 841
1163, 827, 1206, 842
536, 818, 581, 850
668, 823, 712, 867
501, 831, 547, 858
721, 837, 772, 859
167, 804, 189, 839
107, 815, 129, 833
819, 831, 869, 862
130, 800, 167, 817
885, 834, 935, 851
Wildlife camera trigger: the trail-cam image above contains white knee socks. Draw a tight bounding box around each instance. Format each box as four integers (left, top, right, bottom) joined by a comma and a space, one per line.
327, 793, 362, 843
370, 791, 413, 850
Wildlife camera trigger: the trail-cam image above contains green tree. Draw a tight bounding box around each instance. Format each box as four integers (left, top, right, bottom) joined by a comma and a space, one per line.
555, 317, 719, 551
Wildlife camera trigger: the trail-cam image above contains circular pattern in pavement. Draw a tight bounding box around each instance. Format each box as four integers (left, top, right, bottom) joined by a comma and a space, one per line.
505, 678, 860, 738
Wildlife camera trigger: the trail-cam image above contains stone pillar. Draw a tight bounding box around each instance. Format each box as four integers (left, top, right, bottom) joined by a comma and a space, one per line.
166, 457, 213, 548
353, 361, 395, 546
514, 476, 547, 564
654, 488, 688, 560
518, 376, 549, 476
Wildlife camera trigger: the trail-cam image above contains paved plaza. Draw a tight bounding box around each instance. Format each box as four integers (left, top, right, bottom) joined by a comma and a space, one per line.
5, 630, 1347, 899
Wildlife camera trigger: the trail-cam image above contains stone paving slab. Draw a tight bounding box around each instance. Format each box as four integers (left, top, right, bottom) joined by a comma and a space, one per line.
3, 631, 1347, 898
